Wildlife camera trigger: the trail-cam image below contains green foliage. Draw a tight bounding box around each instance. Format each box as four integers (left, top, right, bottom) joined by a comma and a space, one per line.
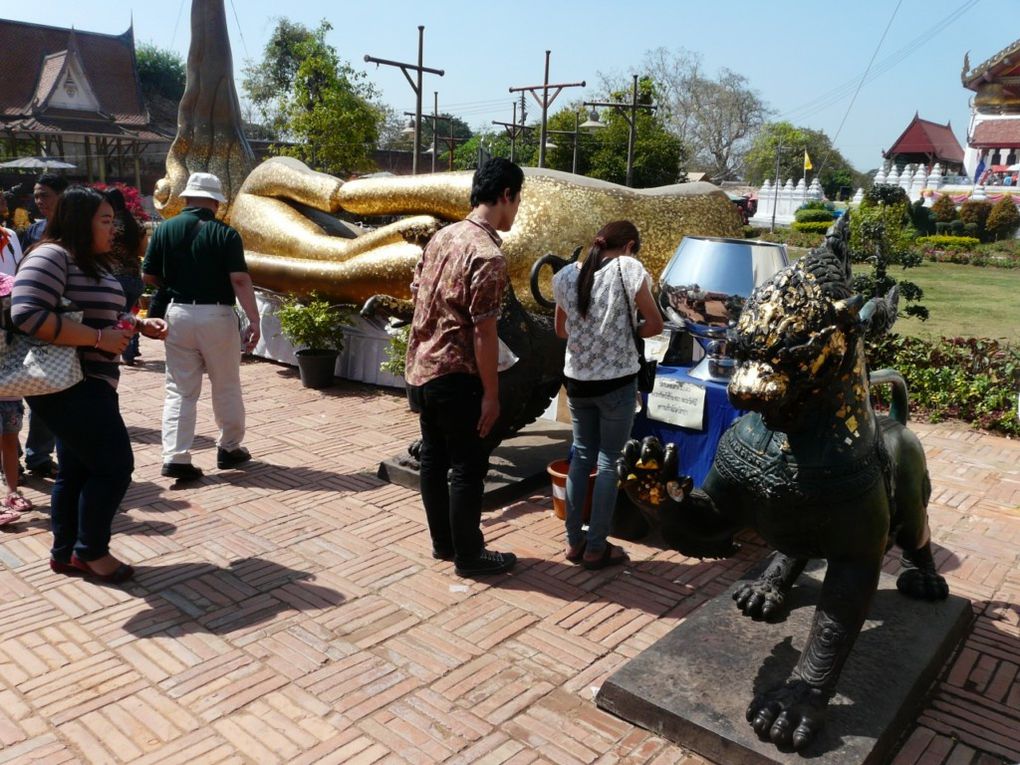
915, 235, 981, 250
742, 225, 768, 239
794, 208, 834, 223
243, 19, 381, 175
986, 196, 1020, 240
959, 199, 993, 241
135, 43, 185, 101
379, 325, 410, 377
276, 295, 353, 352
929, 194, 957, 223
541, 81, 687, 187
863, 184, 910, 211
792, 220, 832, 233
755, 228, 825, 248
453, 131, 537, 170
867, 335, 1020, 436
950, 219, 965, 236
849, 202, 927, 320
909, 199, 935, 237
743, 121, 867, 199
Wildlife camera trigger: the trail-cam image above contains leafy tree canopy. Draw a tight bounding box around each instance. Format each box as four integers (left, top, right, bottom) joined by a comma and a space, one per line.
135, 43, 185, 101
242, 19, 381, 177
744, 121, 866, 200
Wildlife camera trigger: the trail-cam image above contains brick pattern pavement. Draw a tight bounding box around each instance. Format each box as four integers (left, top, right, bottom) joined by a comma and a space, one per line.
0, 341, 1017, 764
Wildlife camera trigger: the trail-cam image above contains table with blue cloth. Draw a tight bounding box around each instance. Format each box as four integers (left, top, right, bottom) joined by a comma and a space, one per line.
630, 364, 744, 487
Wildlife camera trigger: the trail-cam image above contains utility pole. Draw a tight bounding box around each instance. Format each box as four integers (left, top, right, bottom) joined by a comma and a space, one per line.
585, 74, 656, 187
770, 135, 783, 233
407, 95, 466, 171
492, 101, 533, 163
365, 25, 444, 175
547, 111, 582, 174
509, 50, 585, 168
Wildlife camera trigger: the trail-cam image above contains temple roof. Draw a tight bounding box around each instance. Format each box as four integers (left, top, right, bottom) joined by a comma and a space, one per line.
0, 18, 158, 136
970, 119, 1020, 148
962, 38, 1020, 91
882, 113, 964, 163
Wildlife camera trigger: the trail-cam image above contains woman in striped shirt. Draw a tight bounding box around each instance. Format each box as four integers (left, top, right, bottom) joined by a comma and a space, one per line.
12, 186, 168, 583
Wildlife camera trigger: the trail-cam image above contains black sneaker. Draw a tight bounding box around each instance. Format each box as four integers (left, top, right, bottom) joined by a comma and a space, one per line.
454, 549, 517, 577
161, 462, 204, 481
217, 447, 252, 469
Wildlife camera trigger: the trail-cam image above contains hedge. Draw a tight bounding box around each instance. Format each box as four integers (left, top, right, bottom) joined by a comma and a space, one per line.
792, 220, 833, 234
914, 235, 981, 250
794, 208, 835, 223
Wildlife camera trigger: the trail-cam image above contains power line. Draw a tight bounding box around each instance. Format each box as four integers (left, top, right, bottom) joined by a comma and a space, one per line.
227, 0, 250, 62
782, 0, 978, 125
817, 0, 903, 175
169, 0, 186, 51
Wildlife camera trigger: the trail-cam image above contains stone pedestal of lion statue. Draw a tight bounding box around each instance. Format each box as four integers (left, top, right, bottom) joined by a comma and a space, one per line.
595, 215, 971, 764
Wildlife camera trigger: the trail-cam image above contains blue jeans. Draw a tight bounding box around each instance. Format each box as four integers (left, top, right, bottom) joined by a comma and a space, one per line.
26, 377, 134, 562
117, 275, 144, 361
566, 379, 638, 554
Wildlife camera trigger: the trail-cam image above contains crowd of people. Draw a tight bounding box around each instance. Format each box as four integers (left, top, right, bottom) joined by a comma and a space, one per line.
2, 157, 660, 584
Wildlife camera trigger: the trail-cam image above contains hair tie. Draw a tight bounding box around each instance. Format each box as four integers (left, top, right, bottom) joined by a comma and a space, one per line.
593, 236, 607, 247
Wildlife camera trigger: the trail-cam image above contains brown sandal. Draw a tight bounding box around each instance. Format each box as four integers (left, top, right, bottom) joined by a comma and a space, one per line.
582, 544, 629, 571
565, 541, 586, 564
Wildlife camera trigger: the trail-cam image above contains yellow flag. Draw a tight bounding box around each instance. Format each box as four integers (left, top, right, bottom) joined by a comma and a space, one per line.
803, 150, 813, 171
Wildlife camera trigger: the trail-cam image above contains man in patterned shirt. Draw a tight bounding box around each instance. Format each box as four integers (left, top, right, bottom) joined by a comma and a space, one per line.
405, 158, 523, 578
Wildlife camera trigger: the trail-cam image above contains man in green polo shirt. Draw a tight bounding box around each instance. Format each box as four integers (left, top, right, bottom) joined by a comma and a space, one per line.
143, 172, 261, 482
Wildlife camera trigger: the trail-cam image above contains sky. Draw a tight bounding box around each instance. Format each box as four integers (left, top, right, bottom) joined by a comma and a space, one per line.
6, 0, 1016, 173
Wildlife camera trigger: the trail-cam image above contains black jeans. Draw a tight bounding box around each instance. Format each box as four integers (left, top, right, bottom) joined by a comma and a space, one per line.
27, 377, 134, 562
408, 374, 490, 562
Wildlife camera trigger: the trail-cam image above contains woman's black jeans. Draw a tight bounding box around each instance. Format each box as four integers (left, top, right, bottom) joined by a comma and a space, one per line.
407, 373, 490, 562
27, 377, 134, 563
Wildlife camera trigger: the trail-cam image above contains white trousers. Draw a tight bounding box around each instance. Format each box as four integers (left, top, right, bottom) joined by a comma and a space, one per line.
162, 303, 245, 464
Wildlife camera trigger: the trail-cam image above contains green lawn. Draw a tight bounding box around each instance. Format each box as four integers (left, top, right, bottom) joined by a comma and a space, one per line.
783, 250, 1020, 343
891, 261, 1020, 343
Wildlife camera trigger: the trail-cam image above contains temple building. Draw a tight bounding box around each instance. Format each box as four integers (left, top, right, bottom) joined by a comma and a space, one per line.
0, 19, 172, 188
962, 38, 1020, 181
881, 113, 964, 175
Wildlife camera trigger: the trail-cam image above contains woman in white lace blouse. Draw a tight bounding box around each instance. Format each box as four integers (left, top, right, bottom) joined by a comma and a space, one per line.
552, 221, 663, 570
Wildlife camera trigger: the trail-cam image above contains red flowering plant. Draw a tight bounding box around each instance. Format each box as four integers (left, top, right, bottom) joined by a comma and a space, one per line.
90, 182, 150, 221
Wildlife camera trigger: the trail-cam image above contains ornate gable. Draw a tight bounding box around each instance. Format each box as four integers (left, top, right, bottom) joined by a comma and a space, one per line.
32, 33, 103, 115
962, 39, 1020, 113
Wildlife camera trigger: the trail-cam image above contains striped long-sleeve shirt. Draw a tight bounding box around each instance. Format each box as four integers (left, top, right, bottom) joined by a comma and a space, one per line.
12, 243, 125, 389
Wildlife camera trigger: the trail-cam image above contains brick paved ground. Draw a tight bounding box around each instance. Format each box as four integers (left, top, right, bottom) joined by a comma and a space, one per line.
0, 340, 1017, 764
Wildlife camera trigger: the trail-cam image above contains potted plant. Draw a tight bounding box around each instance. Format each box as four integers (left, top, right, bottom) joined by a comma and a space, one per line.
276, 295, 353, 388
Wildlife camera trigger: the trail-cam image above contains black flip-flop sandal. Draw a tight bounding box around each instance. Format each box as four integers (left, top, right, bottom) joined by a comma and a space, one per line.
565, 541, 586, 563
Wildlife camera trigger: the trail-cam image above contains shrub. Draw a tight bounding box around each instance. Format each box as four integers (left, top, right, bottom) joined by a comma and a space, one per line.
794, 208, 835, 223
909, 199, 935, 237
380, 324, 410, 377
930, 194, 957, 223
742, 225, 767, 239
792, 220, 832, 233
959, 199, 993, 240
797, 200, 833, 211
935, 221, 952, 234
91, 181, 150, 221
914, 235, 981, 250
756, 228, 825, 249
867, 335, 1020, 437
950, 219, 965, 236
275, 295, 353, 352
986, 196, 1020, 240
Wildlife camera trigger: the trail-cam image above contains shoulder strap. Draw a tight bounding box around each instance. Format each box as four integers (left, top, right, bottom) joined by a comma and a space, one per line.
616, 259, 643, 357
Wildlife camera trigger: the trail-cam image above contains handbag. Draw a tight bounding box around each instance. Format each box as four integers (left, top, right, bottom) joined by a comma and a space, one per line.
0, 296, 84, 397
617, 260, 657, 394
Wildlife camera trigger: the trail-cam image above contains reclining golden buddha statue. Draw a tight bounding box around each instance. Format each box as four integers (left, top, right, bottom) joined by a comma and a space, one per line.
154, 2, 743, 310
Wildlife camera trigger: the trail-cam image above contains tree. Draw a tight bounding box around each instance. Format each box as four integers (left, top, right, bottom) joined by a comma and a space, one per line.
930, 194, 957, 223
639, 48, 770, 181
135, 43, 185, 101
986, 196, 1020, 240
242, 19, 381, 176
542, 80, 687, 187
850, 186, 927, 321
744, 122, 866, 199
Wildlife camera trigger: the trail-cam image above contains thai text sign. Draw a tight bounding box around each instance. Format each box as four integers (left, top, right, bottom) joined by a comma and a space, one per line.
646, 377, 706, 431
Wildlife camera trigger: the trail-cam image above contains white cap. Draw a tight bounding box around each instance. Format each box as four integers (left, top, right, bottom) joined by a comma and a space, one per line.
182, 172, 227, 204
